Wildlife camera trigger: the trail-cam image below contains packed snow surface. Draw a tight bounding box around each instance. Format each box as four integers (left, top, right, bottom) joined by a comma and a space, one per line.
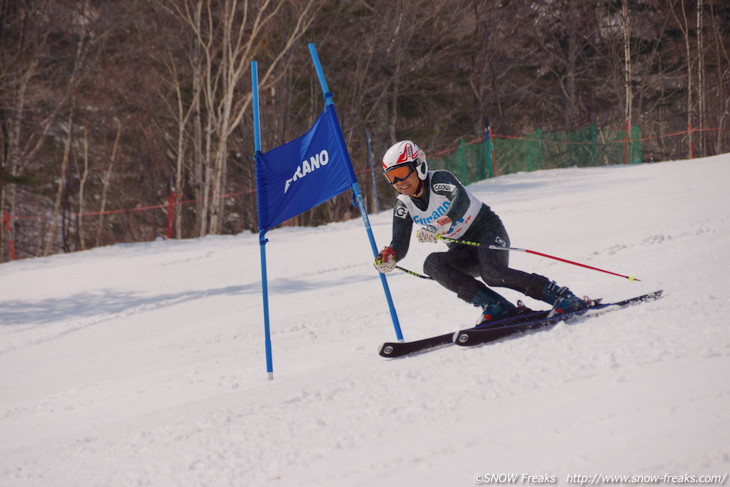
1, 155, 729, 486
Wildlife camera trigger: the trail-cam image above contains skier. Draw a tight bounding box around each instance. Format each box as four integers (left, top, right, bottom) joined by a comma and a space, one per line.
373, 140, 589, 324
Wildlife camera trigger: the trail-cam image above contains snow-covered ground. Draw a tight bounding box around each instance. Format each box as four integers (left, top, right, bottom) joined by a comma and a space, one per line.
1, 155, 729, 487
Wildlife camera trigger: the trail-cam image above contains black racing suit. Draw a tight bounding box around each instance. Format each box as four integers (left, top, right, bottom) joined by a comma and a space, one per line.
388, 170, 549, 304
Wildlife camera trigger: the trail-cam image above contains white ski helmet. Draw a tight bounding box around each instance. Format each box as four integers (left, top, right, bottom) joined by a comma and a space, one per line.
382, 140, 428, 181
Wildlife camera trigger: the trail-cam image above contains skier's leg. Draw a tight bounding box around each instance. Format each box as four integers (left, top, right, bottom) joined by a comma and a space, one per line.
423, 245, 483, 302
476, 225, 588, 312
424, 246, 518, 323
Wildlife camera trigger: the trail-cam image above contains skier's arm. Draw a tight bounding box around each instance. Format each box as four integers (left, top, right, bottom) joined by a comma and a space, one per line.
431, 171, 471, 223
388, 199, 413, 261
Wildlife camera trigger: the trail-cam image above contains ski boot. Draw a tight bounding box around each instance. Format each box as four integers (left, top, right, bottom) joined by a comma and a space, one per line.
539, 281, 590, 315
471, 288, 519, 326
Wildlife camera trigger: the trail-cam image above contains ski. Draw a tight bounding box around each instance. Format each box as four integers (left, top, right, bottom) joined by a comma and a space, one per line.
378, 290, 663, 358
378, 305, 554, 358
453, 290, 663, 347
378, 332, 454, 358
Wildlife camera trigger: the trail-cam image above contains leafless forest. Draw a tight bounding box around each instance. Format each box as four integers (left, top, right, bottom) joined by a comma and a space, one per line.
1, 0, 728, 261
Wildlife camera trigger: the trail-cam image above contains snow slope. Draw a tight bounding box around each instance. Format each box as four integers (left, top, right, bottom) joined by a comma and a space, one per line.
1, 155, 729, 487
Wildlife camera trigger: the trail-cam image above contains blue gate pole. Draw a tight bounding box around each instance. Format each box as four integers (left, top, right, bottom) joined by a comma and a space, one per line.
308, 43, 403, 341
251, 60, 274, 380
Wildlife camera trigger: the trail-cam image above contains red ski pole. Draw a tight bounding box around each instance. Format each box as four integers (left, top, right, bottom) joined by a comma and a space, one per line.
436, 235, 640, 282
491, 245, 640, 281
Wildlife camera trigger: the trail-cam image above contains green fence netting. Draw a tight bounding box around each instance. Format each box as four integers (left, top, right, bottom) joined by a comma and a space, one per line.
428, 125, 642, 186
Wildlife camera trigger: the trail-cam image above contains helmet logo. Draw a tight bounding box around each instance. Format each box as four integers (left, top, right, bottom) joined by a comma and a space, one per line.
397, 142, 420, 164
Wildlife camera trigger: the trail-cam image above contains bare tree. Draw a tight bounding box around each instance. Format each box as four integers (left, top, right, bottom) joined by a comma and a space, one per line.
160, 0, 320, 236
696, 0, 706, 156
0, 0, 50, 258
44, 108, 75, 256
622, 0, 633, 142
95, 118, 122, 247
708, 1, 730, 154
675, 0, 695, 158
160, 51, 201, 239
76, 125, 90, 249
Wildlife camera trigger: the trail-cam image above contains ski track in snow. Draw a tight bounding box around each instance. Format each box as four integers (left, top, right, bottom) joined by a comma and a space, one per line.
1, 156, 729, 486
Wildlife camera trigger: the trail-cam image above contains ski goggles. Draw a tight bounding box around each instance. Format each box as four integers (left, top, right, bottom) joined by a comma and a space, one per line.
384, 163, 416, 184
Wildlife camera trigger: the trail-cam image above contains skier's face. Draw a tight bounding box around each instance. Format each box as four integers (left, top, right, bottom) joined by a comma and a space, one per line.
393, 170, 420, 196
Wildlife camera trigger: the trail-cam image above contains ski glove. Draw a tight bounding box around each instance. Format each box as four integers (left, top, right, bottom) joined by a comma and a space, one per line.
416, 221, 450, 243
374, 246, 397, 273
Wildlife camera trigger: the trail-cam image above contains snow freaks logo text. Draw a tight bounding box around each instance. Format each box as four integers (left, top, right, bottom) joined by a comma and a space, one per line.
474, 473, 557, 484
284, 149, 329, 193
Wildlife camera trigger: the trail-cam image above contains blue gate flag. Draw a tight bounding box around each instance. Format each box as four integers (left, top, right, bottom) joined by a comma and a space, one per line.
251, 45, 403, 381
255, 107, 356, 232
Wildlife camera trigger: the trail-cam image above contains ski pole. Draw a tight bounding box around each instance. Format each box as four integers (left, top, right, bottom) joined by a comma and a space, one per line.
396, 266, 433, 280
436, 235, 640, 282
375, 253, 433, 280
